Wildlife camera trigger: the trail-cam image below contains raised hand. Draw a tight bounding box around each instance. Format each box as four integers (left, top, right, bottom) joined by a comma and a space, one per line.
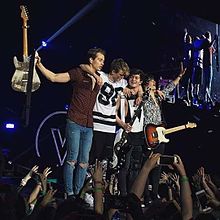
172, 154, 186, 177
35, 51, 41, 65
179, 62, 187, 77
144, 153, 161, 171
92, 159, 104, 183
21, 165, 39, 186
38, 167, 52, 194
192, 173, 202, 191
197, 166, 206, 183
160, 171, 170, 184
156, 89, 165, 100
170, 173, 180, 190
40, 189, 57, 207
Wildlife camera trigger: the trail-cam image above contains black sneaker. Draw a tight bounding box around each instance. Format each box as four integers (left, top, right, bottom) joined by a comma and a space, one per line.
66, 194, 76, 200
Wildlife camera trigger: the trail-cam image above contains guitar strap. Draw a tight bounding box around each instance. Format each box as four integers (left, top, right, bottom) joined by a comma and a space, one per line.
114, 92, 126, 144
107, 92, 126, 193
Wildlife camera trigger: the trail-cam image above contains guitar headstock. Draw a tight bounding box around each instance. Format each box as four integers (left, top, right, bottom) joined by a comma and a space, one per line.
186, 122, 197, 129
20, 5, 29, 22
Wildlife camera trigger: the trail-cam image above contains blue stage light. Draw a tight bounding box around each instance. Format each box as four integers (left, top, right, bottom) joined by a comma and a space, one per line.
42, 41, 47, 47
5, 123, 15, 129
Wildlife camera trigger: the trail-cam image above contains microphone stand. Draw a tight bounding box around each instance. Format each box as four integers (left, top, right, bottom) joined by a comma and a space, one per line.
22, 49, 35, 127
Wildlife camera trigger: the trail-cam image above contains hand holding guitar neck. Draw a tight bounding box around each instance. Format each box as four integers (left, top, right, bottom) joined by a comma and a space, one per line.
110, 98, 145, 173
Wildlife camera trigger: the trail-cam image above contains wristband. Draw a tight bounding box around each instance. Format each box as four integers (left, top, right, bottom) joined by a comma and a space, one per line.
94, 187, 103, 193
180, 176, 189, 183
20, 179, 27, 186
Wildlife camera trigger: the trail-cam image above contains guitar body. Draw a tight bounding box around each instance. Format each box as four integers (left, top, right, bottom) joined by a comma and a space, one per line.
109, 142, 132, 175
11, 56, 41, 92
144, 123, 169, 149
110, 130, 128, 169
114, 131, 128, 155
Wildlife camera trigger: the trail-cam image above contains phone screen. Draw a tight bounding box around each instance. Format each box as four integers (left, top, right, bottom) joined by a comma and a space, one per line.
196, 190, 212, 212
158, 155, 177, 165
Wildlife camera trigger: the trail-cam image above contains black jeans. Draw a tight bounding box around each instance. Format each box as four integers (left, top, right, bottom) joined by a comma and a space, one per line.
143, 143, 165, 201
117, 145, 143, 196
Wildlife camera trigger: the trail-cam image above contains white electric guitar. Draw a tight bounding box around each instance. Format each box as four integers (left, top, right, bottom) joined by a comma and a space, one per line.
11, 5, 41, 93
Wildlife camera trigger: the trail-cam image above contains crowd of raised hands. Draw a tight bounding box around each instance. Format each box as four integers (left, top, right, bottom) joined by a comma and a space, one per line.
1, 155, 220, 220
154, 163, 220, 220
74, 154, 194, 220
192, 166, 220, 211
18, 166, 57, 215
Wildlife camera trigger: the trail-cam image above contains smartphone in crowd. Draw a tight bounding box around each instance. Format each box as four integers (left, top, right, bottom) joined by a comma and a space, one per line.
157, 155, 178, 166
195, 189, 212, 212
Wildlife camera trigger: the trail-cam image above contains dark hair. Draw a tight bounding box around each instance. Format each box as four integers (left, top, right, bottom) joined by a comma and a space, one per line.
129, 68, 144, 82
87, 47, 106, 62
144, 73, 155, 84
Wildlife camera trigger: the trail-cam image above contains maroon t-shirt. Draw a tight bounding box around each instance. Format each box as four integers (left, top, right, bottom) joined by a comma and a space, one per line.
67, 67, 100, 128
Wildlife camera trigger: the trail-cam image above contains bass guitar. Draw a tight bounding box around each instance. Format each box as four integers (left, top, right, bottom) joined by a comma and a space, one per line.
109, 95, 146, 174
144, 122, 197, 149
11, 5, 41, 93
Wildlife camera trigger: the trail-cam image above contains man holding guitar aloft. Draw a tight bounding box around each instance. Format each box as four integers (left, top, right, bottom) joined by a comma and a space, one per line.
36, 48, 105, 200
142, 62, 186, 204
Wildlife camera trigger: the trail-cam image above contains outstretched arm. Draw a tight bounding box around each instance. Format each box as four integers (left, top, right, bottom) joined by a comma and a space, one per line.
91, 159, 105, 215
173, 155, 193, 220
130, 153, 160, 199
172, 62, 187, 86
17, 165, 39, 193
36, 53, 70, 83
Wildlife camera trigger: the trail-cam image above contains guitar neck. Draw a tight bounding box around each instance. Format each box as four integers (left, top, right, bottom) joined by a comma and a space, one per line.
164, 124, 187, 135
23, 20, 28, 57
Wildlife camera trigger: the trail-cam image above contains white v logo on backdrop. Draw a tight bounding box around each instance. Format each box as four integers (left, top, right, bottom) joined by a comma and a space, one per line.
51, 128, 67, 166
35, 111, 67, 166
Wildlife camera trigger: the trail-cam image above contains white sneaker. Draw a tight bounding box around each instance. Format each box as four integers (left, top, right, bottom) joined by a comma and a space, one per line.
84, 193, 94, 207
